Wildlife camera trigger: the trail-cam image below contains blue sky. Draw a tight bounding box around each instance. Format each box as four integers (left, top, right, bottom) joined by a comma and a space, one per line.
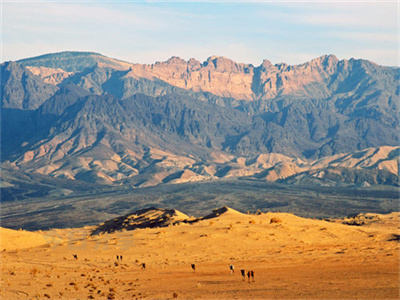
2, 1, 399, 66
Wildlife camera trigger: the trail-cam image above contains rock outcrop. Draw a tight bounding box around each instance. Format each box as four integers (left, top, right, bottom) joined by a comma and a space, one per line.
91, 207, 191, 235
1, 52, 398, 187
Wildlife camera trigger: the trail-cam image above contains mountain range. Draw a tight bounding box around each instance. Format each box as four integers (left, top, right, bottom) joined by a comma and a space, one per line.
1, 51, 399, 188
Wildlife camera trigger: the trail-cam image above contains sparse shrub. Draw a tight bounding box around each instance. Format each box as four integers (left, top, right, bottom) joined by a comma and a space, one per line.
31, 267, 38, 276
270, 217, 282, 224
249, 220, 256, 224
173, 292, 178, 298
342, 218, 364, 226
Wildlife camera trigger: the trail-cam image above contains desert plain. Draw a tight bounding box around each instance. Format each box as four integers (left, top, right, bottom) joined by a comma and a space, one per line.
1, 207, 399, 299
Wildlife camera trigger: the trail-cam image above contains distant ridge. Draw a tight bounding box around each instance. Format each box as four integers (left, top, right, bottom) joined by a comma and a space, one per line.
17, 51, 104, 60
18, 51, 131, 72
15, 51, 397, 102
1, 51, 399, 187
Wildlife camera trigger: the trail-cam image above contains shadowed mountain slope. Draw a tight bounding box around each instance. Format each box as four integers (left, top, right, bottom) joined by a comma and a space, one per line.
1, 62, 58, 109
1, 52, 399, 187
17, 52, 399, 103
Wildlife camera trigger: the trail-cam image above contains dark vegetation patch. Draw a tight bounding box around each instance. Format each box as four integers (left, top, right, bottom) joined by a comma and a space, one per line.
1, 178, 398, 230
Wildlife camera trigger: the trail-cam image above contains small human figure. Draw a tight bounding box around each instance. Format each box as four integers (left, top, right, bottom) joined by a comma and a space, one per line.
229, 264, 235, 274
250, 270, 255, 282
141, 263, 146, 270
247, 271, 251, 282
73, 254, 78, 260
191, 264, 196, 272
240, 269, 245, 280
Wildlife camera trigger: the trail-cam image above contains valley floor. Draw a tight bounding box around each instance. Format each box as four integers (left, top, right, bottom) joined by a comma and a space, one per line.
1, 210, 399, 299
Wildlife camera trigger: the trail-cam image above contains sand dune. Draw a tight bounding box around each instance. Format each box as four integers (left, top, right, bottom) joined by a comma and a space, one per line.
1, 208, 399, 299
0, 227, 60, 251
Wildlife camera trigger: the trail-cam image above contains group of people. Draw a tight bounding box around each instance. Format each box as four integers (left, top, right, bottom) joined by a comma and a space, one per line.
192, 263, 255, 282
116, 255, 145, 269
242, 269, 255, 282
74, 254, 254, 282
231, 265, 255, 282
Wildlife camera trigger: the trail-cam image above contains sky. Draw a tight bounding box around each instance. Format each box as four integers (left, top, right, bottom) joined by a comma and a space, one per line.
1, 0, 399, 66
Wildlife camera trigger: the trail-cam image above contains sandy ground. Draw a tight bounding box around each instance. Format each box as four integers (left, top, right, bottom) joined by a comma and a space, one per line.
1, 208, 399, 299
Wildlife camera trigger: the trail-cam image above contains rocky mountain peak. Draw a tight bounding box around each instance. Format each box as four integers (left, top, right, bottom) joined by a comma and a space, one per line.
165, 56, 187, 65
307, 54, 339, 71
204, 56, 248, 73
2, 52, 399, 188
11, 52, 399, 104
187, 58, 202, 70
312, 54, 338, 63
260, 59, 273, 70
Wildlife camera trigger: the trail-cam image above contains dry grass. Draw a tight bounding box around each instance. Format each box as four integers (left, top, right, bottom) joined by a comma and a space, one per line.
270, 217, 282, 224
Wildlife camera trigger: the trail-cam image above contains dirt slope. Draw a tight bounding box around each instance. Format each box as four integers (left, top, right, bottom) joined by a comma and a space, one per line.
1, 209, 399, 299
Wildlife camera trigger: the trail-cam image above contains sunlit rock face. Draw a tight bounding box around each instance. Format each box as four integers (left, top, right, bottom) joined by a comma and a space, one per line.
1, 52, 398, 186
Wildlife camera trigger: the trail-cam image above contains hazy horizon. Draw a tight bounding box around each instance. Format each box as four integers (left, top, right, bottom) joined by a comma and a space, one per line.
2, 1, 398, 66
8, 50, 387, 68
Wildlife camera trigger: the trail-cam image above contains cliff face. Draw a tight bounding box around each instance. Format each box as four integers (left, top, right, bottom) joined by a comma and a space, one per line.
124, 54, 373, 101
25, 66, 73, 85
128, 56, 254, 100
15, 52, 397, 104
1, 52, 398, 186
1, 62, 58, 109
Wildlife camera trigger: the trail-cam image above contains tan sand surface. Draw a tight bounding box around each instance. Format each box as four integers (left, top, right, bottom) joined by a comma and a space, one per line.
1, 209, 399, 299
0, 228, 60, 251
